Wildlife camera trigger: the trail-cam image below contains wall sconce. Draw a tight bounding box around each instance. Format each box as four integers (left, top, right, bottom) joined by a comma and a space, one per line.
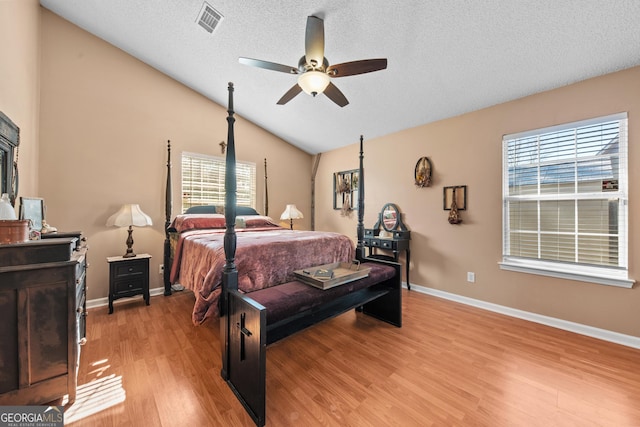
106, 204, 153, 257
280, 204, 304, 230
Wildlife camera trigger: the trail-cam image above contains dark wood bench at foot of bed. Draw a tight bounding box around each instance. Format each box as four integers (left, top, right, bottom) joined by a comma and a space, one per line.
224, 258, 402, 427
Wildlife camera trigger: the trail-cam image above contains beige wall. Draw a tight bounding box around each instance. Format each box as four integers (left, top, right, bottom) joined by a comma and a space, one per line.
316, 66, 640, 338
38, 10, 312, 300
0, 0, 40, 204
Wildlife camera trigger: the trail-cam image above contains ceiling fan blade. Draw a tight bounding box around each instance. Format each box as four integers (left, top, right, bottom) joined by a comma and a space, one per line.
277, 84, 303, 105
239, 57, 298, 74
305, 16, 324, 69
323, 82, 349, 107
327, 58, 387, 77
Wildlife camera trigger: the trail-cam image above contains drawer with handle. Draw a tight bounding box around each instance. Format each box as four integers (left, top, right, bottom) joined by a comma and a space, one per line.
113, 277, 144, 295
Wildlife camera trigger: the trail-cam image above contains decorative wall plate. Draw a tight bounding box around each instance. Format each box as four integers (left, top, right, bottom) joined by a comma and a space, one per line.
414, 156, 432, 188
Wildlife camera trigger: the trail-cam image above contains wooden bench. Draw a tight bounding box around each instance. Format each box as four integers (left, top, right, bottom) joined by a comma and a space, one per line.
223, 257, 402, 427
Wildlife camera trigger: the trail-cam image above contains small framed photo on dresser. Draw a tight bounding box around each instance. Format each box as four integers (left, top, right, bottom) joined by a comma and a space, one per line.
19, 197, 45, 231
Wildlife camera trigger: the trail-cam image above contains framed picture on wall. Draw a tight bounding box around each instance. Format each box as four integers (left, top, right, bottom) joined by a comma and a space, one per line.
333, 169, 359, 211
19, 197, 45, 231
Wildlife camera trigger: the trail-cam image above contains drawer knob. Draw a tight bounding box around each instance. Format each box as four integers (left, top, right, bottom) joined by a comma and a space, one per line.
128, 267, 134, 272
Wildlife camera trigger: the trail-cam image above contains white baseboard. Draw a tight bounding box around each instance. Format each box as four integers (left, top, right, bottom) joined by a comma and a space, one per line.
86, 286, 166, 310
404, 282, 640, 350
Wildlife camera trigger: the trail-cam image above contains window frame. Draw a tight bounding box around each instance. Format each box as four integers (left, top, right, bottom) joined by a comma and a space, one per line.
499, 113, 634, 288
181, 151, 256, 213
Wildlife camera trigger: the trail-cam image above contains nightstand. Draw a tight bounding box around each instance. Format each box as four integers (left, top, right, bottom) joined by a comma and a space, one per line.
107, 254, 151, 314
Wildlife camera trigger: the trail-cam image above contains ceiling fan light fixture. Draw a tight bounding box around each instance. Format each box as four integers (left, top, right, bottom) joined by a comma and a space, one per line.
298, 71, 330, 97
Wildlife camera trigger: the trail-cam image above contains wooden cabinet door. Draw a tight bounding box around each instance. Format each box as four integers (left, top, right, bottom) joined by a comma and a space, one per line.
0, 263, 76, 405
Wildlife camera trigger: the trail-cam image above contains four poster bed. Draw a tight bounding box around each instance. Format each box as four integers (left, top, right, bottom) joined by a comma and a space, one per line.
163, 83, 402, 427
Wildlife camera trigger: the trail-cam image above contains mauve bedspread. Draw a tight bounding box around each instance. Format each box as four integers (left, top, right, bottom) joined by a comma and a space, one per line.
171, 227, 354, 324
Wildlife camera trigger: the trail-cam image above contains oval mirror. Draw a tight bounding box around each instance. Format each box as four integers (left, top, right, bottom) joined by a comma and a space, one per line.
381, 203, 400, 232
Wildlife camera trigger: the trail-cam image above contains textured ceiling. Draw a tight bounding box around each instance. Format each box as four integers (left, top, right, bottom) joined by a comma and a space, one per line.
39, 0, 640, 154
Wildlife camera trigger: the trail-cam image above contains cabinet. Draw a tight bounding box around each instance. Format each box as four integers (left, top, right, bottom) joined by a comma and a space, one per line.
0, 236, 88, 405
363, 203, 411, 289
107, 254, 150, 314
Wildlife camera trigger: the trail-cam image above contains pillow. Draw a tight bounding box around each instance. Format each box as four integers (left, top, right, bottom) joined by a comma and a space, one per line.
184, 205, 219, 214
237, 206, 260, 216
169, 214, 280, 233
169, 214, 226, 232
243, 215, 280, 228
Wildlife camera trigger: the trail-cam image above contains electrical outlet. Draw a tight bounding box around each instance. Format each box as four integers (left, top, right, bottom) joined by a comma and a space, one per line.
467, 272, 475, 283
159, 264, 164, 275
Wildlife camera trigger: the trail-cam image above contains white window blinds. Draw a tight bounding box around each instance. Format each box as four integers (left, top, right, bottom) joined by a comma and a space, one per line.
501, 113, 633, 287
181, 152, 256, 212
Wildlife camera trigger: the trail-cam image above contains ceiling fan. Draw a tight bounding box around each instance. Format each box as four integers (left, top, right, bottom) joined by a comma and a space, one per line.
239, 16, 387, 107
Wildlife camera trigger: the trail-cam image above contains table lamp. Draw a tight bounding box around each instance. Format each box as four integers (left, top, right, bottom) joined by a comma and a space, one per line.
106, 204, 152, 257
280, 204, 303, 230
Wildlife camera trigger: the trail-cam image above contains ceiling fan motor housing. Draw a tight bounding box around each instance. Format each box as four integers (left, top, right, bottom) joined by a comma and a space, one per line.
298, 56, 329, 73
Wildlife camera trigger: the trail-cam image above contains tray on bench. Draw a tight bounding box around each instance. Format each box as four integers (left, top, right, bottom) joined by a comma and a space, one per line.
293, 260, 371, 290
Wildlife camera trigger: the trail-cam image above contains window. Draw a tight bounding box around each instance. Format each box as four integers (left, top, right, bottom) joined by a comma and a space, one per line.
181, 151, 256, 212
500, 113, 633, 288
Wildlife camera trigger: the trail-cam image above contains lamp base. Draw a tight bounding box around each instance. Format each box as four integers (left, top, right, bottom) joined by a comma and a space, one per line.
123, 225, 137, 258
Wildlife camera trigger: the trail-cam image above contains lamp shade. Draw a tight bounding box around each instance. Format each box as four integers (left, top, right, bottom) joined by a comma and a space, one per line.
280, 204, 304, 221
297, 71, 330, 96
0, 193, 17, 220
106, 204, 152, 227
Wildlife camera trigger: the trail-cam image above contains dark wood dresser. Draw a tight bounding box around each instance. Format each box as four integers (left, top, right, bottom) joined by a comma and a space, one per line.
0, 236, 88, 405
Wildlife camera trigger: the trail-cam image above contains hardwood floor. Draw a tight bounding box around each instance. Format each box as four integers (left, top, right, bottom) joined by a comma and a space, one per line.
66, 289, 640, 426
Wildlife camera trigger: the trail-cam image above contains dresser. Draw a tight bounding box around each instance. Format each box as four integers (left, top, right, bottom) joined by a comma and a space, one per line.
0, 236, 88, 405
42, 231, 88, 344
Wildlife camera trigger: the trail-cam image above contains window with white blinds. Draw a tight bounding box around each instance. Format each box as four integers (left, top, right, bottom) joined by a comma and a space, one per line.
181, 152, 256, 212
500, 113, 633, 288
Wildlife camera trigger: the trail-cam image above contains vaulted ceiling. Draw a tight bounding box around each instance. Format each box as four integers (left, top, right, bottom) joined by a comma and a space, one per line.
40, 0, 640, 154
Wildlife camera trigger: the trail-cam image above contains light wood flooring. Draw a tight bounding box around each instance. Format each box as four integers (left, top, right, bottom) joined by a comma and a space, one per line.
65, 289, 640, 426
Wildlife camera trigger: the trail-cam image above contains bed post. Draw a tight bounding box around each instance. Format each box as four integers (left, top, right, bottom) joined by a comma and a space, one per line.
164, 140, 173, 296
223, 83, 267, 427
264, 158, 268, 216
220, 82, 238, 380
356, 135, 365, 261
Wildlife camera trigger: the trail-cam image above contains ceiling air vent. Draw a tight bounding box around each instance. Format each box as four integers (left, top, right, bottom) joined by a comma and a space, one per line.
197, 2, 223, 34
